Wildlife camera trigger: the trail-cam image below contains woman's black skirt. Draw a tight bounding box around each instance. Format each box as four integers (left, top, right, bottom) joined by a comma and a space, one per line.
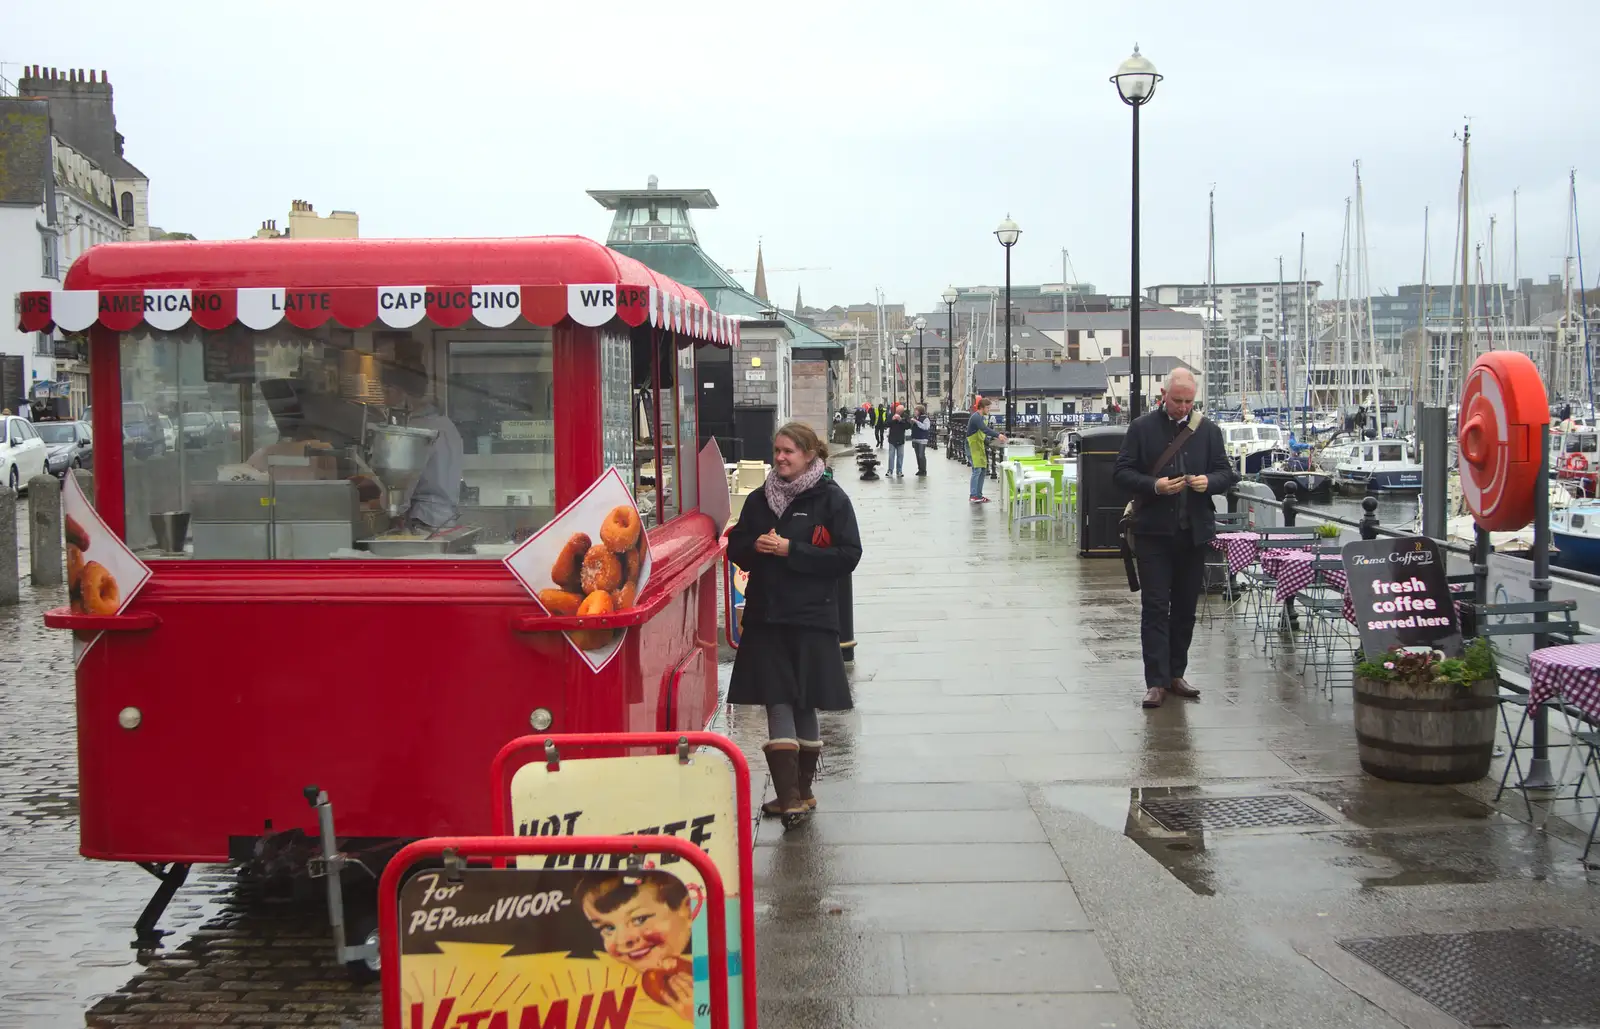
727, 624, 853, 711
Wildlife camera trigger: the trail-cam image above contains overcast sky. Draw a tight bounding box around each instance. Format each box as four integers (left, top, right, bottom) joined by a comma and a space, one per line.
10, 0, 1597, 314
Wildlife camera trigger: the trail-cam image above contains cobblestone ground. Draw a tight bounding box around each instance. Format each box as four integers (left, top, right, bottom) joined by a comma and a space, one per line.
0, 501, 381, 1028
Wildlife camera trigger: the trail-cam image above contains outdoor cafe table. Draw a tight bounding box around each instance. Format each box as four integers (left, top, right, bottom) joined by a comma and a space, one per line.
1211, 531, 1262, 576
1528, 643, 1600, 722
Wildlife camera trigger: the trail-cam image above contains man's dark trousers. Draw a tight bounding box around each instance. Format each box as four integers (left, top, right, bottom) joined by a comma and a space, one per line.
1134, 532, 1207, 689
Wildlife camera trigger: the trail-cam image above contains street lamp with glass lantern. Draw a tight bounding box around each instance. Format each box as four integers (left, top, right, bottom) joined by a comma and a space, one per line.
899, 334, 913, 410
942, 286, 958, 421
913, 316, 927, 407
994, 215, 1021, 433
1111, 44, 1161, 420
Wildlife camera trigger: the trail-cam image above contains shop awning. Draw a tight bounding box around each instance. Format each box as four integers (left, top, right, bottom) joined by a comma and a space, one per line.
16, 284, 737, 345
14, 235, 739, 346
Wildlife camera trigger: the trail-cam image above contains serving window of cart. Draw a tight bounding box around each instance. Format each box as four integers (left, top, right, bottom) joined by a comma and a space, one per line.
19, 238, 735, 562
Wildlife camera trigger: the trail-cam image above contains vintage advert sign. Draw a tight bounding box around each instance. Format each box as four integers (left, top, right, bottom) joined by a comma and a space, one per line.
399, 866, 698, 1028
504, 467, 653, 673
1341, 537, 1461, 657
62, 471, 152, 666
509, 752, 744, 1029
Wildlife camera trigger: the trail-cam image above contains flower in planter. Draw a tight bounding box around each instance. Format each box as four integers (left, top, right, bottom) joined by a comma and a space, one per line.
1355, 637, 1495, 689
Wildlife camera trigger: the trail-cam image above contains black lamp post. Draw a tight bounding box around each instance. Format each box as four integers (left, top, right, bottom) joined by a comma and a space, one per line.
995, 215, 1021, 433
900, 335, 913, 410
914, 316, 927, 406
1111, 45, 1161, 420
942, 286, 958, 418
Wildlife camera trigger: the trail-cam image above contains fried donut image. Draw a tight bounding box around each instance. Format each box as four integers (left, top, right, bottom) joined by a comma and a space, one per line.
550, 532, 591, 592
580, 544, 623, 594
66, 544, 85, 592
64, 513, 90, 552
599, 504, 642, 552
611, 582, 637, 610
623, 544, 644, 587
80, 561, 119, 615
537, 589, 585, 616
569, 589, 617, 651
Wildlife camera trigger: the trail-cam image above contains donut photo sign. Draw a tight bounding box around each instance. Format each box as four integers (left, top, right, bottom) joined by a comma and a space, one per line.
504, 466, 653, 673
62, 472, 153, 666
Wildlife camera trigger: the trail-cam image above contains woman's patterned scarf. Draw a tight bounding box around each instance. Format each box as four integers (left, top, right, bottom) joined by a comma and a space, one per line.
764, 457, 825, 518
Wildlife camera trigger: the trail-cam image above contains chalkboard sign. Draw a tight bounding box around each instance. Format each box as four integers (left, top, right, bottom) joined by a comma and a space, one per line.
1341, 537, 1461, 657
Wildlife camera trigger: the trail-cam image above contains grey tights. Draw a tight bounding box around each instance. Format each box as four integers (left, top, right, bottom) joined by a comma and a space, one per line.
766, 703, 819, 743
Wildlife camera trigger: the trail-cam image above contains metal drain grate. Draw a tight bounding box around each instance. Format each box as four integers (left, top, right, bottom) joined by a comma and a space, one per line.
1339, 928, 1600, 1027
1138, 794, 1335, 832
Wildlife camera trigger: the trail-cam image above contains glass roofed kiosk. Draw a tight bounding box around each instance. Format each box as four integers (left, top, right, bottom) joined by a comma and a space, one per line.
17, 235, 732, 875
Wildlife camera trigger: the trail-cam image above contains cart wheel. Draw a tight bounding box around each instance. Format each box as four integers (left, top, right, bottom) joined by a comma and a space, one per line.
343, 903, 381, 984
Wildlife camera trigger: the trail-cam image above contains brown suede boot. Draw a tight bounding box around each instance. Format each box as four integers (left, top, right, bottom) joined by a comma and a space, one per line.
760, 743, 807, 817
797, 742, 822, 810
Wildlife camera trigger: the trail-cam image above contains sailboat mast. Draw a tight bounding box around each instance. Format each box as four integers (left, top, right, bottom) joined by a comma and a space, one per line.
1357, 160, 1381, 425
1576, 171, 1594, 417
1340, 197, 1354, 415
1415, 206, 1430, 413
1298, 233, 1309, 437
1208, 187, 1221, 409
1457, 123, 1472, 397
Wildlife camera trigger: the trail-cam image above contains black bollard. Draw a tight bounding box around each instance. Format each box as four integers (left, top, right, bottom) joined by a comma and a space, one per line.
837, 573, 855, 663
1283, 478, 1299, 527
1359, 496, 1380, 540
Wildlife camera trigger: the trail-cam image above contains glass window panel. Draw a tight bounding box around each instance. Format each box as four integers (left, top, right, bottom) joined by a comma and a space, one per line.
115, 325, 556, 560
675, 344, 698, 517
600, 329, 633, 487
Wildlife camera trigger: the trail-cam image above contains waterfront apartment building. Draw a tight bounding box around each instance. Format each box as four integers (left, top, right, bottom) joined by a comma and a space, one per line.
1146, 280, 1321, 408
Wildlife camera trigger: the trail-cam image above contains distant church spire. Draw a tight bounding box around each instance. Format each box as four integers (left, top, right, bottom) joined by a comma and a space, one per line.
753, 241, 769, 303
794, 282, 803, 315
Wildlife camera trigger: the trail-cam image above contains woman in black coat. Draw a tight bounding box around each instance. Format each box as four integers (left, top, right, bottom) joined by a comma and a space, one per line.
726, 422, 862, 818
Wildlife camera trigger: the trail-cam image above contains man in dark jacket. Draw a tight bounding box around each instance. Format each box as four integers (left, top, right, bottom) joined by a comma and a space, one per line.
1112, 369, 1239, 708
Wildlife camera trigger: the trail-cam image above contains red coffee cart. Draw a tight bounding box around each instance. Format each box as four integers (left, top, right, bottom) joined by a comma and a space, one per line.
19, 235, 736, 974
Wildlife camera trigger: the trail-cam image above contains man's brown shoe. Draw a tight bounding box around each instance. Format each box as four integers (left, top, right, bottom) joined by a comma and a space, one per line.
1142, 686, 1166, 708
1169, 678, 1201, 699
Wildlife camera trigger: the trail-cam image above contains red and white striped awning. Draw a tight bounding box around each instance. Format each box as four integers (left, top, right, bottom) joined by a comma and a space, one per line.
15, 284, 739, 346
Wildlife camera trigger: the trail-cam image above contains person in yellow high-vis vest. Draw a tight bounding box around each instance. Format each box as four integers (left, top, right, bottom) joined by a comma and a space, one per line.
965, 396, 1007, 503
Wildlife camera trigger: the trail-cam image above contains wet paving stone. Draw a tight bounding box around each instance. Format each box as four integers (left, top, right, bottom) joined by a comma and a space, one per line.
902, 931, 1120, 994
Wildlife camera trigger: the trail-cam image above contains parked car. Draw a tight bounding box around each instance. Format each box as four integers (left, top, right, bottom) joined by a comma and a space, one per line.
1, 415, 49, 494
181, 411, 228, 449
35, 420, 93, 477
218, 411, 242, 441
83, 402, 166, 459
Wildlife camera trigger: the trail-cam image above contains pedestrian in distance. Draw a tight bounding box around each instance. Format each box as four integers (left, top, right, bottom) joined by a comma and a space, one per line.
854, 405, 868, 436
1111, 369, 1238, 708
725, 422, 862, 823
965, 396, 1007, 503
885, 403, 911, 477
873, 401, 889, 448
910, 404, 932, 476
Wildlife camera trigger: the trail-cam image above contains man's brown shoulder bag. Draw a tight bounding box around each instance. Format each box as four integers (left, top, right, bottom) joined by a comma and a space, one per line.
1120, 409, 1204, 592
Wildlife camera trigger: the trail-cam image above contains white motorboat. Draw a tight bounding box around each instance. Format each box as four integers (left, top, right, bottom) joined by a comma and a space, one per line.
1218, 421, 1286, 475
1334, 438, 1423, 494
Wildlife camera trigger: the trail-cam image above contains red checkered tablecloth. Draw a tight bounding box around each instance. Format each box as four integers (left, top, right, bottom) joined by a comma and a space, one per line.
1528, 644, 1600, 721
1210, 532, 1261, 576
1257, 549, 1341, 603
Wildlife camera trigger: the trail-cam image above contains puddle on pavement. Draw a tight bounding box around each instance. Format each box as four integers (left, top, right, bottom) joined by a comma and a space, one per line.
1039, 778, 1593, 897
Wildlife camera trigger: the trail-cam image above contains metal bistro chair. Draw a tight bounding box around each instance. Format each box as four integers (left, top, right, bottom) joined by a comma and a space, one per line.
1470, 603, 1594, 825
1200, 512, 1249, 625
1297, 548, 1357, 697
1241, 529, 1322, 651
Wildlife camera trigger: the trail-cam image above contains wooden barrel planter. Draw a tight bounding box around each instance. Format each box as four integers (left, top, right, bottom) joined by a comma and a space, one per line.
1352, 675, 1499, 783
